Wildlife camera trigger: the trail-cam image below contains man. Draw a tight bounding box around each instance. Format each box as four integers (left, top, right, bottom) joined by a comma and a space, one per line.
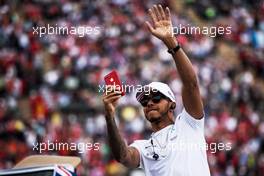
102, 4, 211, 176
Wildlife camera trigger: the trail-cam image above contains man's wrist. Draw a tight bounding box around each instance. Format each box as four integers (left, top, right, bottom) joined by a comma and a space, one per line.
105, 112, 115, 120
163, 36, 178, 49
167, 44, 181, 55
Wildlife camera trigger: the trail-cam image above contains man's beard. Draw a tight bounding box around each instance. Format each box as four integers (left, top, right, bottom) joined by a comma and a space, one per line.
147, 106, 170, 123
148, 115, 162, 123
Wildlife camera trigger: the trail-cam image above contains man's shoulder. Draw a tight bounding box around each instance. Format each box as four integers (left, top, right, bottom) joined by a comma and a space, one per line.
130, 139, 149, 146
174, 108, 205, 135
129, 139, 150, 154
176, 108, 205, 124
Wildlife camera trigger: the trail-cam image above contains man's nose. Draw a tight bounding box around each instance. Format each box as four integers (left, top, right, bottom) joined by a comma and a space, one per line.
147, 99, 154, 107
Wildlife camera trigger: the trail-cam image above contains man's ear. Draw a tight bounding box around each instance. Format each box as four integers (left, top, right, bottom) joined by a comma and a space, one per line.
168, 102, 176, 123
170, 102, 176, 110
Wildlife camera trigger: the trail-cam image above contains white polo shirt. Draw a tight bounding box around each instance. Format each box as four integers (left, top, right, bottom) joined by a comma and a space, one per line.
129, 108, 211, 176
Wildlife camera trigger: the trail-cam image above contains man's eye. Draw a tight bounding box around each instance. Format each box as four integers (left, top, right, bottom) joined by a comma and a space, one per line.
153, 95, 161, 100
140, 99, 147, 104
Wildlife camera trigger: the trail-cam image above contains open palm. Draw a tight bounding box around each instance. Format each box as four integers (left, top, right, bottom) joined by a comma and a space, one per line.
146, 5, 173, 40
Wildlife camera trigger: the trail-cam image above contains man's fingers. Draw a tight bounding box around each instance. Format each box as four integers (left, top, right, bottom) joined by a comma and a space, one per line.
103, 86, 122, 97
103, 93, 121, 101
104, 94, 122, 103
105, 85, 121, 91
165, 7, 171, 21
103, 90, 122, 98
103, 91, 122, 98
148, 9, 157, 25
145, 21, 155, 33
158, 4, 166, 20
153, 5, 162, 21
104, 86, 121, 96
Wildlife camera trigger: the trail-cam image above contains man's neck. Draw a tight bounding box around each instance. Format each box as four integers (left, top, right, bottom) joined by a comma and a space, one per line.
151, 120, 174, 132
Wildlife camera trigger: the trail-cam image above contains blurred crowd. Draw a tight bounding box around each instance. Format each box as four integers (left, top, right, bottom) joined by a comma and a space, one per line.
0, 0, 264, 175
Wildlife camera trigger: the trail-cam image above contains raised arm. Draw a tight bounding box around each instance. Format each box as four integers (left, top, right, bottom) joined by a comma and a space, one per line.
146, 5, 203, 119
102, 86, 140, 168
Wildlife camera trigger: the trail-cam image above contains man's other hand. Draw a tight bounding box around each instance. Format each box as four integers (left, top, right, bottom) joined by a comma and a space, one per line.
146, 4, 178, 48
102, 86, 122, 118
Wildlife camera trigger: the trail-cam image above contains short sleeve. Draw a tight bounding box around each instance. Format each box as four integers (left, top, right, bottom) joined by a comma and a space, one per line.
178, 108, 205, 131
129, 140, 145, 169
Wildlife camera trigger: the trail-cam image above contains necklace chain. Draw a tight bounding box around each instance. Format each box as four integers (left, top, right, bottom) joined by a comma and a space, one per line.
151, 126, 172, 149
